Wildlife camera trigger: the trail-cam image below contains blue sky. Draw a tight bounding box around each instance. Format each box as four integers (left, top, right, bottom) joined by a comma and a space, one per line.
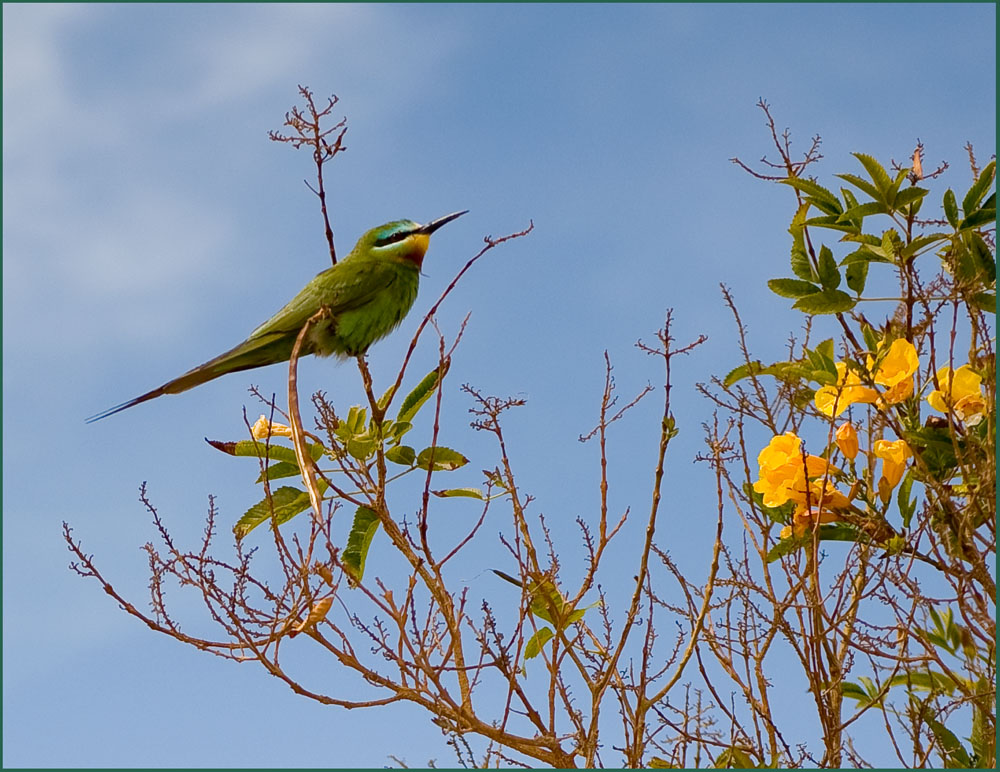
3, 3, 996, 768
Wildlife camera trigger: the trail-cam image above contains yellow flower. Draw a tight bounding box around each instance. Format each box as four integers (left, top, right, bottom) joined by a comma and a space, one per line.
835, 422, 859, 460
873, 438, 912, 490
815, 362, 879, 416
251, 414, 294, 440
927, 365, 986, 425
754, 432, 843, 509
870, 338, 919, 406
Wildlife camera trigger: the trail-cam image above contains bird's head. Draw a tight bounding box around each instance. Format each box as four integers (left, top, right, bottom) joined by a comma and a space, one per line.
355, 211, 468, 267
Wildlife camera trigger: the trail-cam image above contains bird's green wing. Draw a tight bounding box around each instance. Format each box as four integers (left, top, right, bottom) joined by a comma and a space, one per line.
247, 258, 400, 340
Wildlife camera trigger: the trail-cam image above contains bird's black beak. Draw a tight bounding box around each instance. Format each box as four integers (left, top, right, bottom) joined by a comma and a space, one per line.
417, 210, 468, 235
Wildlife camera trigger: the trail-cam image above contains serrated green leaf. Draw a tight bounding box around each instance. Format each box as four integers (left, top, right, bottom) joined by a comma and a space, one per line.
415, 446, 468, 472
853, 152, 892, 198
969, 292, 996, 313
892, 185, 929, 210
524, 626, 554, 660
768, 278, 821, 298
342, 505, 381, 584
845, 260, 868, 295
790, 246, 816, 281
815, 338, 835, 362
780, 177, 843, 213
967, 232, 996, 282
385, 445, 416, 466
257, 461, 302, 482
838, 200, 886, 222
398, 363, 450, 425
841, 247, 892, 265
924, 714, 973, 768
723, 360, 765, 388
234, 484, 326, 539
792, 289, 856, 315
901, 232, 949, 258
804, 214, 859, 234
209, 438, 301, 464
885, 167, 909, 207
962, 160, 996, 215
836, 172, 881, 202
959, 208, 996, 230
943, 189, 960, 228
432, 487, 485, 500
817, 245, 840, 289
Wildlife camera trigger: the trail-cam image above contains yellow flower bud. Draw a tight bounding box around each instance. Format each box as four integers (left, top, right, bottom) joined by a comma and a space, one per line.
835, 422, 859, 460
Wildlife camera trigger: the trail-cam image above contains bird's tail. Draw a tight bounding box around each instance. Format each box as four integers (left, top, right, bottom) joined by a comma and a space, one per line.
86, 332, 297, 422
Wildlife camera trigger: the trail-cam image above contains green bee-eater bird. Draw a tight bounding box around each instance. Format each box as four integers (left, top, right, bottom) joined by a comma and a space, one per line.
87, 211, 467, 422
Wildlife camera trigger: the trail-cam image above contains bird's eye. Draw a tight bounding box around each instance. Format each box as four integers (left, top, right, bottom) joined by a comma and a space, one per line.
375, 229, 412, 247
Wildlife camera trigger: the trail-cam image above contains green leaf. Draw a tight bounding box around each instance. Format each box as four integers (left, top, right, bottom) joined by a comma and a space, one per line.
385, 445, 416, 466
836, 172, 881, 201
257, 461, 302, 482
968, 232, 996, 282
804, 214, 860, 234
837, 200, 886, 222
342, 505, 381, 584
767, 278, 820, 298
924, 714, 973, 768
889, 670, 956, 695
792, 289, 856, 315
234, 485, 325, 539
962, 160, 996, 215
345, 405, 367, 435
853, 152, 892, 198
345, 436, 377, 461
780, 177, 843, 213
790, 246, 816, 281
901, 232, 949, 258
713, 747, 757, 769
432, 487, 485, 500
841, 680, 876, 706
845, 260, 868, 295
387, 420, 413, 444
969, 292, 996, 313
892, 185, 929, 210
524, 626, 554, 660
841, 247, 892, 265
943, 189, 960, 228
398, 363, 450, 425
897, 470, 916, 528
885, 168, 909, 207
415, 446, 468, 472
723, 360, 765, 388
254, 443, 325, 483
817, 245, 841, 289
207, 438, 301, 464
959, 208, 996, 230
